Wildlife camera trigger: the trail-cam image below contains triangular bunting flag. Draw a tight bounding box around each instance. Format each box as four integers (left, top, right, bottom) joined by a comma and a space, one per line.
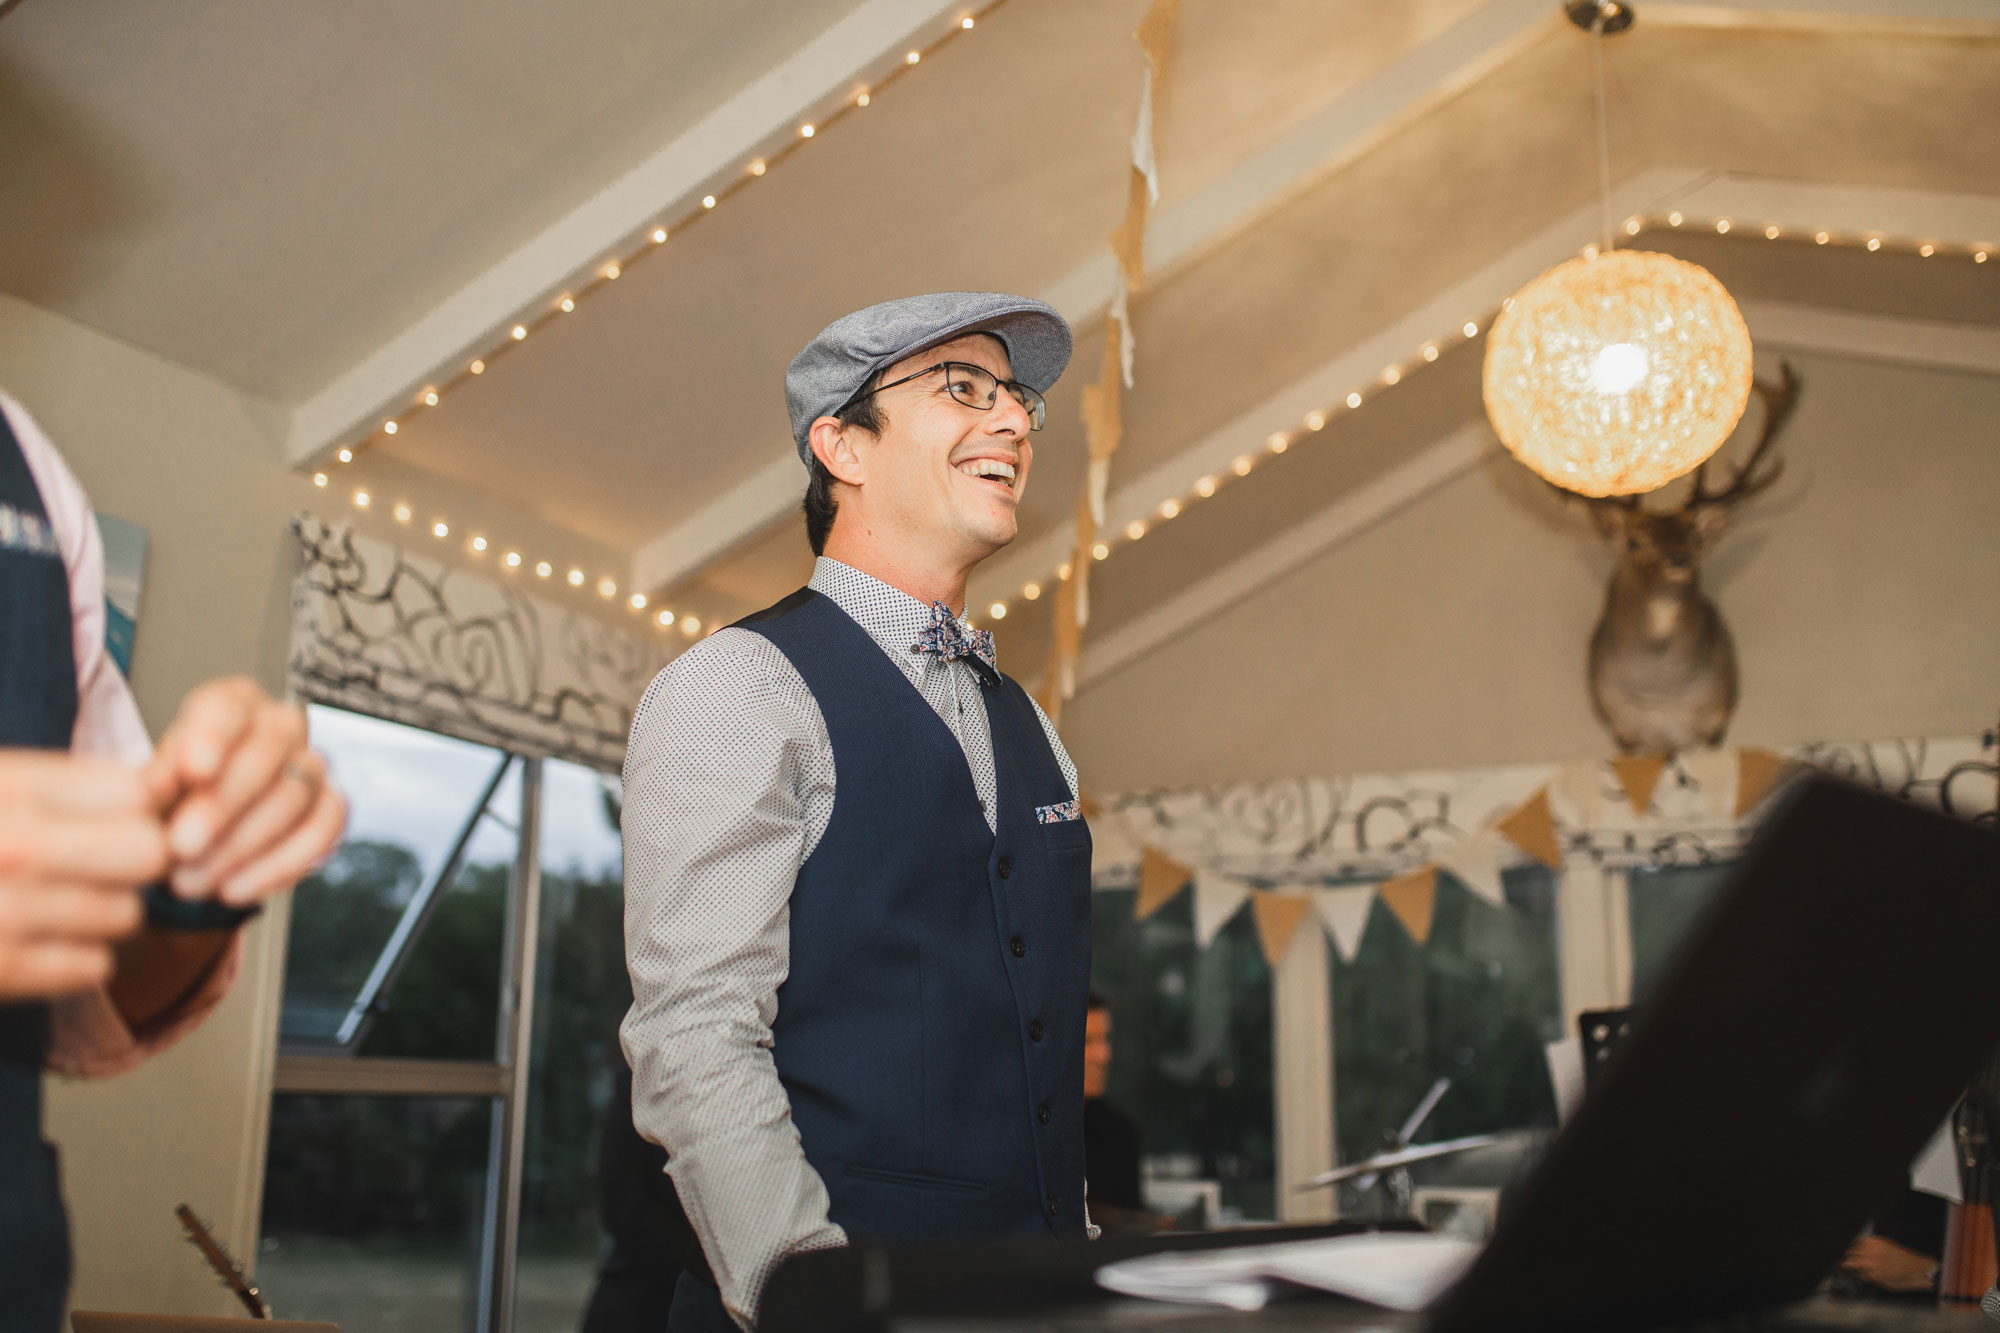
1377, 866, 1438, 945
1439, 829, 1506, 907
1135, 846, 1192, 920
1495, 787, 1563, 868
1250, 891, 1314, 969
1314, 886, 1374, 963
1735, 747, 1792, 818
1677, 748, 1738, 820
1610, 753, 1670, 816
1193, 871, 1252, 948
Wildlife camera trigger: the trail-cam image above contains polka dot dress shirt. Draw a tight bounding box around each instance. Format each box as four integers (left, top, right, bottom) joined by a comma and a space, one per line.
620, 557, 1078, 1327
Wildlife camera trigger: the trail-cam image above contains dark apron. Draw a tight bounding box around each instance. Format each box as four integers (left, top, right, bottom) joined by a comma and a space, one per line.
0, 401, 82, 1333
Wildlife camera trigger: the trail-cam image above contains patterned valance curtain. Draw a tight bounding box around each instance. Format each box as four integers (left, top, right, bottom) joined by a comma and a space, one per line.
288, 515, 667, 771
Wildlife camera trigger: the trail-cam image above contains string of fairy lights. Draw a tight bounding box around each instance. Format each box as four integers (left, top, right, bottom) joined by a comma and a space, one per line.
311, 94, 1992, 638
309, 3, 1009, 633
971, 213, 1992, 627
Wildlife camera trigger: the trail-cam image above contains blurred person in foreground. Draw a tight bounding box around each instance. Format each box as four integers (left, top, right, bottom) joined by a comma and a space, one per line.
622, 294, 1090, 1331
0, 391, 346, 1331
1082, 992, 1156, 1236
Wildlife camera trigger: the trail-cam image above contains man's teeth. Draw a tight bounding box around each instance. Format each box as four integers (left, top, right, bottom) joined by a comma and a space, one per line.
959, 460, 1017, 482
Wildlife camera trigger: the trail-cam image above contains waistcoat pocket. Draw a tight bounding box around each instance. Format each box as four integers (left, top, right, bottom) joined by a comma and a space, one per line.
843, 1163, 990, 1197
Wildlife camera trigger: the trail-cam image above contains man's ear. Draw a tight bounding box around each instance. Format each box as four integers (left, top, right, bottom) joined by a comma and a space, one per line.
808, 416, 866, 486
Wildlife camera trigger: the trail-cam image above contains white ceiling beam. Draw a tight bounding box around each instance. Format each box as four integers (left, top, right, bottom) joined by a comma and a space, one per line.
1643, 0, 2000, 36
284, 0, 969, 468
1073, 423, 1496, 691
1743, 302, 2000, 377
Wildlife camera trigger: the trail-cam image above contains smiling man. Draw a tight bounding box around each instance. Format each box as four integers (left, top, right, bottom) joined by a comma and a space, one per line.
622, 293, 1092, 1331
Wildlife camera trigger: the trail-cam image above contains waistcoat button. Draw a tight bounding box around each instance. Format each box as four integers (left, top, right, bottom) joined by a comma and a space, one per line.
1010, 936, 1025, 957
1038, 1102, 1052, 1124
1046, 1193, 1060, 1215
1028, 1019, 1044, 1041
997, 858, 1012, 879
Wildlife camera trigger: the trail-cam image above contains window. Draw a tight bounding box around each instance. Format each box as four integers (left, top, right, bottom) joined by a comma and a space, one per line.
263, 706, 624, 1333
1328, 866, 1563, 1216
1627, 861, 1735, 1005
1090, 888, 1276, 1224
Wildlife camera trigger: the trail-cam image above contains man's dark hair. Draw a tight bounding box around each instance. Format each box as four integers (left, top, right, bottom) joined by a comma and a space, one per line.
1087, 991, 1110, 1012
803, 376, 887, 556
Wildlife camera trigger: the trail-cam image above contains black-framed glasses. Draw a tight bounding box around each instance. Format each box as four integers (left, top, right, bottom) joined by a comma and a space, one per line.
851, 361, 1047, 431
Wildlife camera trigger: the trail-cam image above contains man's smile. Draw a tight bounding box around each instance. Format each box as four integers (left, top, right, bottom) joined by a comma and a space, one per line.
954, 453, 1020, 497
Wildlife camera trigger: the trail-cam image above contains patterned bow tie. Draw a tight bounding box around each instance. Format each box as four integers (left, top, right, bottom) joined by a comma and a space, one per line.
916, 601, 1000, 688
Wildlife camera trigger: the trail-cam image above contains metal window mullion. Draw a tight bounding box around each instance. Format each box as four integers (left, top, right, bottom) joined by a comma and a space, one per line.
478, 756, 543, 1333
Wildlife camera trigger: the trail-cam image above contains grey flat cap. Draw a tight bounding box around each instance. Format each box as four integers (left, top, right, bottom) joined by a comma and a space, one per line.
785, 291, 1073, 464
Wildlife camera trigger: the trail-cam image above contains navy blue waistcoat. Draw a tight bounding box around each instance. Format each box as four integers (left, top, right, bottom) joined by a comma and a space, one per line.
0, 404, 80, 1332
737, 588, 1092, 1239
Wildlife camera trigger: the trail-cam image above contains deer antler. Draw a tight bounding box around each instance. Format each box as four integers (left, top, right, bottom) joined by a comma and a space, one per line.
1679, 360, 1800, 516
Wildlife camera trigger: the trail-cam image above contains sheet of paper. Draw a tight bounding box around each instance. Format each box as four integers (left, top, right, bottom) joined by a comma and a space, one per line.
1545, 1036, 1585, 1124
1096, 1231, 1481, 1313
1910, 1115, 1962, 1203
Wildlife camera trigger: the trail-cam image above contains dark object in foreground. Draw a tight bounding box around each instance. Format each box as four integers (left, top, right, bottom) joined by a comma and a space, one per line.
766, 777, 2000, 1332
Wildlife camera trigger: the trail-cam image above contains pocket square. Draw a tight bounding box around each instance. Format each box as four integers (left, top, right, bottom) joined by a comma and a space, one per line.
1035, 800, 1082, 824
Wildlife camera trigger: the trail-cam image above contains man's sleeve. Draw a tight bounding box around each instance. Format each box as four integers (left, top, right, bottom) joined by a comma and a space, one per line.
2, 391, 243, 1077
620, 630, 845, 1328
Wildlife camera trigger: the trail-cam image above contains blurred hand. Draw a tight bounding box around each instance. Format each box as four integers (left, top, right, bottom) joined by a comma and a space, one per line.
0, 752, 165, 999
146, 677, 346, 907
1842, 1235, 1937, 1292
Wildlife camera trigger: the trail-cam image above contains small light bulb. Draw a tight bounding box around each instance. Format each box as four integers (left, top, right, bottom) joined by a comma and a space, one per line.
337, 448, 353, 463
652, 227, 668, 244
1195, 476, 1217, 497
559, 296, 575, 312
1422, 345, 1439, 362
1382, 367, 1401, 385
504, 551, 521, 567
598, 578, 617, 598
1623, 217, 1641, 235
962, 15, 975, 28
1463, 321, 1479, 338
1346, 392, 1363, 409
535, 561, 552, 578
1866, 237, 1881, 251
1815, 231, 1830, 245
1268, 433, 1289, 453
988, 602, 1006, 620
702, 195, 716, 209
312, 472, 327, 487
1306, 411, 1325, 431
857, 91, 871, 107
423, 390, 439, 406
1159, 499, 1180, 519
906, 50, 921, 64
604, 261, 621, 280
657, 609, 673, 626
473, 537, 489, 552
512, 325, 528, 340
433, 522, 449, 538
394, 504, 411, 522
1091, 542, 1110, 561
470, 359, 486, 374
1057, 562, 1072, 580
1715, 218, 1731, 234
567, 568, 585, 586
629, 592, 647, 610
1765, 224, 1781, 239
800, 124, 814, 139
1232, 455, 1253, 476
750, 160, 766, 176
1919, 243, 1935, 257
1580, 242, 1600, 260
353, 490, 370, 507
383, 420, 398, 435
680, 616, 702, 636
1023, 583, 1041, 600
1976, 251, 1989, 263
1668, 211, 1684, 227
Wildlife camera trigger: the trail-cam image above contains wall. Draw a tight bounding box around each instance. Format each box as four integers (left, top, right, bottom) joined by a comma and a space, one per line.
0, 290, 632, 1318
1060, 351, 2000, 791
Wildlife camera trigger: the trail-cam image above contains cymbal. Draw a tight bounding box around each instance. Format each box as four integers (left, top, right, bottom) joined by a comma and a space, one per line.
1295, 1134, 1502, 1191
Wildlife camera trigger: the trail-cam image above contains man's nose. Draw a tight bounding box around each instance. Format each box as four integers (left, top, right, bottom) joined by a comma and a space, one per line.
984, 383, 1030, 435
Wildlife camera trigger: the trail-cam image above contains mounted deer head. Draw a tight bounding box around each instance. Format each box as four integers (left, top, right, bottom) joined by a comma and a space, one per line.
1556, 362, 1801, 753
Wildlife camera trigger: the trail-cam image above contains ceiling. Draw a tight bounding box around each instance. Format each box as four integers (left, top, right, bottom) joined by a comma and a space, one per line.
2, 0, 1996, 679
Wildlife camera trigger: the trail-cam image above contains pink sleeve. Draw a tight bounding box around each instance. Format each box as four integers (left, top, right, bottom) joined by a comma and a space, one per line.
2, 393, 240, 1076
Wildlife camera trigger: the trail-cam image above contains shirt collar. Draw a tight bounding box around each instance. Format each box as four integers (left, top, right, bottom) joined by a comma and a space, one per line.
809, 557, 987, 663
